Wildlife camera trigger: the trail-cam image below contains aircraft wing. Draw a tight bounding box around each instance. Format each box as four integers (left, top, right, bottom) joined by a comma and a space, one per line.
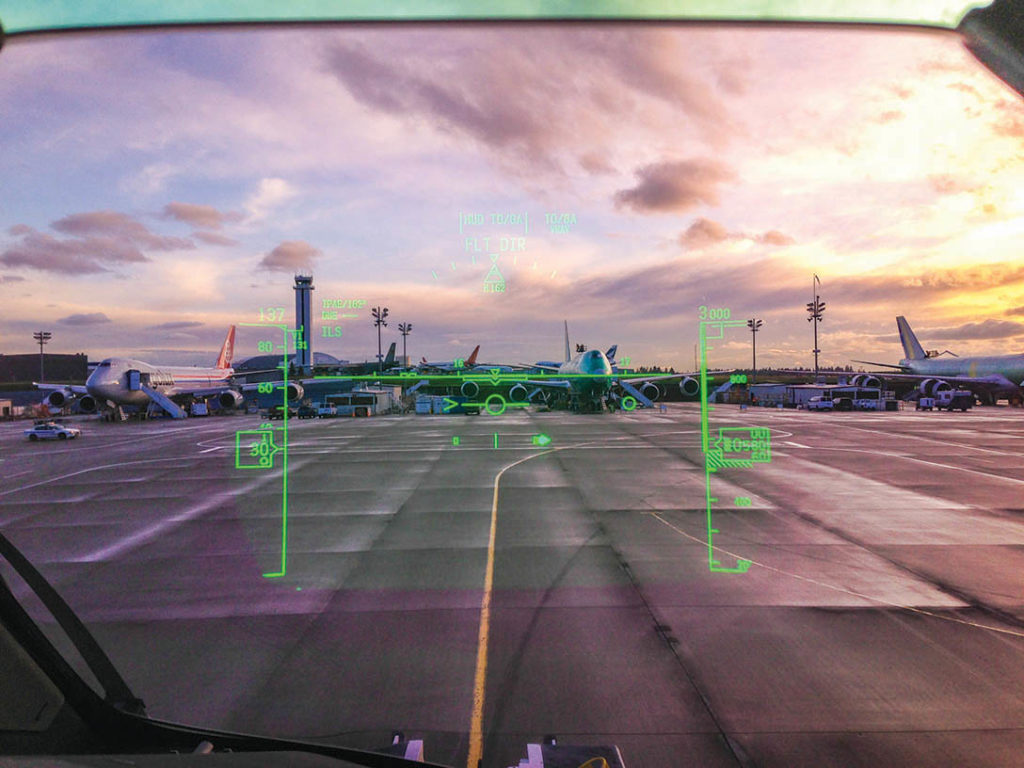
615, 370, 732, 386
612, 370, 730, 400
230, 366, 286, 377
774, 369, 1019, 398
617, 372, 696, 385
172, 385, 239, 398
521, 363, 561, 372
239, 374, 354, 394
854, 371, 1015, 390
34, 383, 90, 394
849, 359, 912, 371
520, 379, 572, 390
769, 366, 906, 377
239, 378, 314, 392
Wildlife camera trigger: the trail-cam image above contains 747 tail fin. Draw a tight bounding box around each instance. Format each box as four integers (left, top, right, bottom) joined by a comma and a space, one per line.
216, 325, 236, 369
896, 316, 926, 360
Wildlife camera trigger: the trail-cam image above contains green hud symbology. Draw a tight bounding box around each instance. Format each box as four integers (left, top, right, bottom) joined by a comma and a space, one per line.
231, 311, 708, 577
699, 310, 771, 574
236, 320, 298, 579
318, 370, 631, 387
443, 394, 530, 415
235, 428, 280, 469
709, 427, 771, 467
436, 210, 574, 289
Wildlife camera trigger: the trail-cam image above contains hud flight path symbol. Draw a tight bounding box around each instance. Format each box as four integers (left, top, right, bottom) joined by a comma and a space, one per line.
699, 309, 770, 573
238, 320, 301, 579
443, 393, 530, 416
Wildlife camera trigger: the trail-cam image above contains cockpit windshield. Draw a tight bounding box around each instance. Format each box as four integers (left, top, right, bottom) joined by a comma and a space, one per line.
2, 16, 1024, 768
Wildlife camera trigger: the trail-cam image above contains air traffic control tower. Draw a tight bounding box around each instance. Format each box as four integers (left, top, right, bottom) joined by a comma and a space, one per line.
294, 273, 314, 373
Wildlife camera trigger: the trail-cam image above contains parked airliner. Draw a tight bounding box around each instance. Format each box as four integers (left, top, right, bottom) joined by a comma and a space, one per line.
36, 327, 241, 418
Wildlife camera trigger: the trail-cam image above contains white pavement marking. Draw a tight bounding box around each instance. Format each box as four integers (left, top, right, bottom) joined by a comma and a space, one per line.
79, 459, 308, 563
841, 424, 1013, 456
650, 512, 1024, 639
818, 446, 1024, 487
0, 457, 183, 498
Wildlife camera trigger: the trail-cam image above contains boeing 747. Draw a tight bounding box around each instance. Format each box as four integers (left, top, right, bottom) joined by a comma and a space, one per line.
852, 316, 1024, 404
36, 327, 243, 419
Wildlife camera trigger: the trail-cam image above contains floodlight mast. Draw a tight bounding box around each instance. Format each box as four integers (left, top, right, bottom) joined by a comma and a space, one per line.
806, 275, 826, 380
371, 306, 389, 373
746, 318, 762, 384
33, 331, 52, 382
398, 322, 412, 367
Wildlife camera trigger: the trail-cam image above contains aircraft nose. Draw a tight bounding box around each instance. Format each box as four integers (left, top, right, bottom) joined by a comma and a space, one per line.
583, 352, 611, 376
86, 369, 118, 400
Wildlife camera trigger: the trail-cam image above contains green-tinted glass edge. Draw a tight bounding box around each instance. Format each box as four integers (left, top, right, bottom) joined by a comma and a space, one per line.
0, 1, 989, 36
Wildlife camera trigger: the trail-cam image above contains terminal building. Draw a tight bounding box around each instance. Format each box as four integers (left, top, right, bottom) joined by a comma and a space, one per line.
234, 351, 344, 382
0, 353, 88, 383
324, 387, 400, 416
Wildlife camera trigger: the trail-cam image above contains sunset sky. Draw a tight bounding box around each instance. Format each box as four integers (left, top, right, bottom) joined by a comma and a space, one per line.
1, 22, 1023, 370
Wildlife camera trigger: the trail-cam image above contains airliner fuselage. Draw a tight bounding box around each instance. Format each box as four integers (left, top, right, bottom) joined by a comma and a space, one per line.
86, 357, 233, 407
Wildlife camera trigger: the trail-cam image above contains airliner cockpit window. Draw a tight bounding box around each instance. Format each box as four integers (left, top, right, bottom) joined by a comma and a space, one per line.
1, 20, 1024, 768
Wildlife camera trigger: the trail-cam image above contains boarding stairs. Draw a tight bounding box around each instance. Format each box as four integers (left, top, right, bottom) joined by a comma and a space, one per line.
618, 380, 655, 408
127, 369, 186, 419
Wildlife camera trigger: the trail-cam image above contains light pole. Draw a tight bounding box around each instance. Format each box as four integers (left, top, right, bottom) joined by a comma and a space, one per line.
806, 275, 826, 381
371, 306, 389, 373
33, 331, 52, 382
746, 318, 762, 384
397, 322, 412, 367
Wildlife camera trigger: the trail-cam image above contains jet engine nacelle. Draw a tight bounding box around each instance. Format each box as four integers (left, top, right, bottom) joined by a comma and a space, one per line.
461, 380, 480, 399
679, 377, 700, 397
508, 383, 528, 402
640, 382, 661, 402
44, 389, 72, 408
286, 383, 304, 402
919, 378, 952, 396
218, 390, 244, 409
850, 374, 881, 389
78, 395, 98, 413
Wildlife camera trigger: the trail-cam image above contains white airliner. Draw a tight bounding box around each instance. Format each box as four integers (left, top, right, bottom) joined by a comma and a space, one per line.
846, 316, 1024, 404
36, 326, 244, 418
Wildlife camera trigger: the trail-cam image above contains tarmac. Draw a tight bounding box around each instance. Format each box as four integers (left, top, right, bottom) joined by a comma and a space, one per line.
1, 403, 1023, 767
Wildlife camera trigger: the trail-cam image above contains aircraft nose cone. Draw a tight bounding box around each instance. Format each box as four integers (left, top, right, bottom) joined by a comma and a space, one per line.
86, 371, 118, 401
582, 352, 612, 376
